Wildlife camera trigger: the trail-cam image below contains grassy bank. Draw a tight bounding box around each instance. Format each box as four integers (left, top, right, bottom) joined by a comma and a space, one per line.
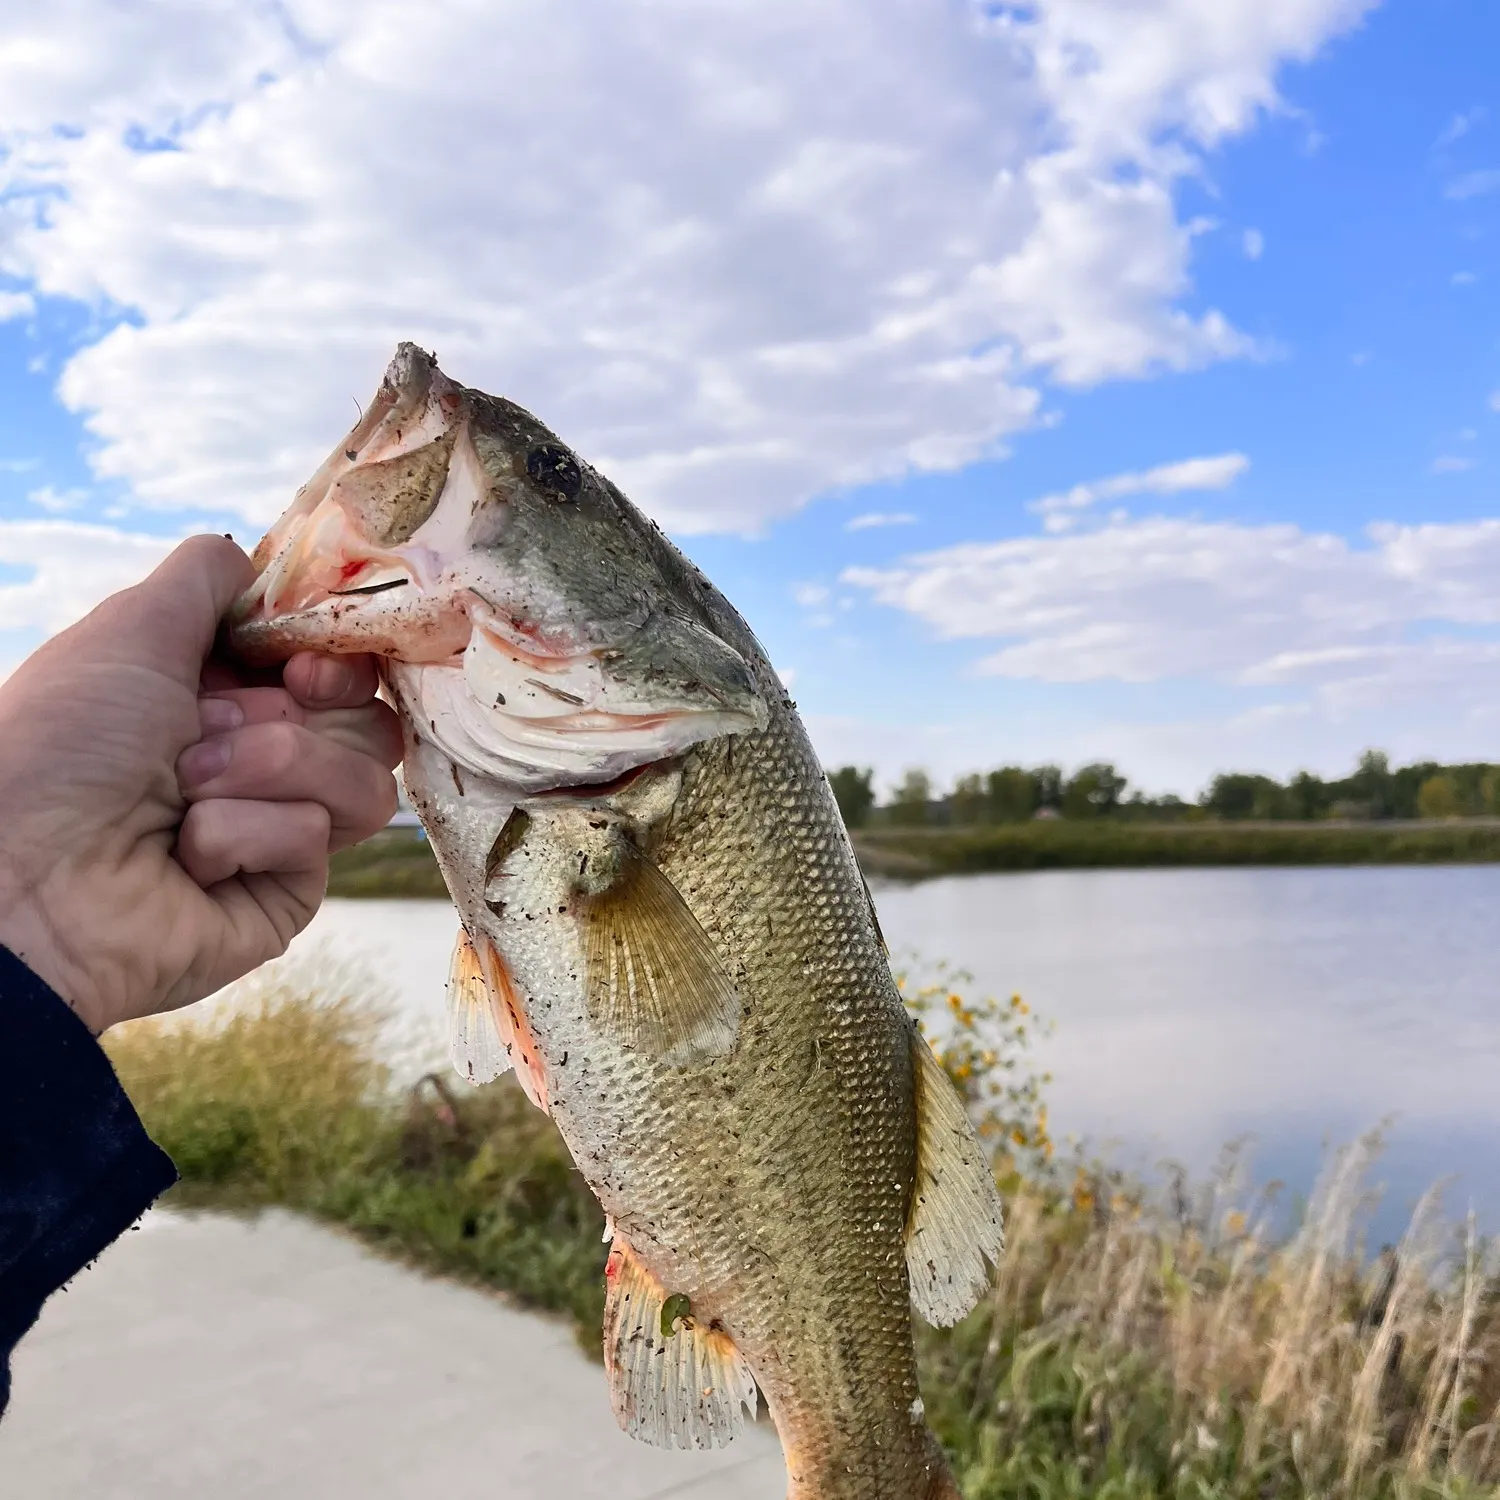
327, 827, 450, 899
329, 820, 1500, 894
853, 820, 1500, 878
107, 963, 1500, 1498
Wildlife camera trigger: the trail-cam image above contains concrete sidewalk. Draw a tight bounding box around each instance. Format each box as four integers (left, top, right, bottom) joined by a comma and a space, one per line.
0, 1209, 785, 1499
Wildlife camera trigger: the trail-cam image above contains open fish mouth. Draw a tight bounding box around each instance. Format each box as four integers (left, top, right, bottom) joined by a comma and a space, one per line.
230, 344, 479, 667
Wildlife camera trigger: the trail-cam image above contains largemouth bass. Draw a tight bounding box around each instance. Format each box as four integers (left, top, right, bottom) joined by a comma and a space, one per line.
230, 345, 1002, 1499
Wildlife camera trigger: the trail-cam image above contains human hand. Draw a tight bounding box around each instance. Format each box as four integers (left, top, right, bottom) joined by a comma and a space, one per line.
0, 534, 401, 1033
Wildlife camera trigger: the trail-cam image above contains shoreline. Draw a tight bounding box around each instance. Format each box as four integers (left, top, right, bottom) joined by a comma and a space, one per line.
329, 821, 1500, 895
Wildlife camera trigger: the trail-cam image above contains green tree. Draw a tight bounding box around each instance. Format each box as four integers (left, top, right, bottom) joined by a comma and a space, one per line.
1482, 769, 1500, 815
1351, 749, 1395, 819
1287, 770, 1328, 821
949, 773, 987, 825
827, 766, 875, 828
1061, 763, 1127, 819
1417, 773, 1461, 820
1203, 773, 1288, 820
887, 768, 933, 826
985, 767, 1038, 823
1033, 764, 1063, 812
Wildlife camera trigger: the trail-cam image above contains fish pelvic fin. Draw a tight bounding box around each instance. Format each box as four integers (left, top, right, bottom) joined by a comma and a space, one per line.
447, 926, 551, 1113
603, 1235, 756, 1450
581, 841, 740, 1067
905, 1024, 1005, 1327
447, 926, 511, 1085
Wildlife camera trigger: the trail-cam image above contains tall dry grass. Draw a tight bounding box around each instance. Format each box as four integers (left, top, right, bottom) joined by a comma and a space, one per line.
107, 959, 1499, 1498
922, 1143, 1500, 1497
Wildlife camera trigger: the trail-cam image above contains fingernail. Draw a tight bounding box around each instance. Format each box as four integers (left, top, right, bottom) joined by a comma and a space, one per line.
179, 736, 232, 787
199, 698, 244, 734
310, 658, 353, 702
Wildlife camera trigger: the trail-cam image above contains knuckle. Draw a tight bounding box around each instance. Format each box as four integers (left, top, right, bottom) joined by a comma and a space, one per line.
257, 720, 306, 776
372, 775, 399, 826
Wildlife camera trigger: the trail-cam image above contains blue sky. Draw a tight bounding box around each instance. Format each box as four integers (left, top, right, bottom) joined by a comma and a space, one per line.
1, 0, 1497, 796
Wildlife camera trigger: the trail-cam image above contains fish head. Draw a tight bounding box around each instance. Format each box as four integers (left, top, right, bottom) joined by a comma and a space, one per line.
230, 344, 767, 790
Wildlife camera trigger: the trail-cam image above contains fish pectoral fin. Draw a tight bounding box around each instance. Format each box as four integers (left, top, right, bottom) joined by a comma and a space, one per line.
603, 1235, 756, 1451
447, 926, 511, 1085
582, 841, 740, 1067
905, 1025, 1005, 1327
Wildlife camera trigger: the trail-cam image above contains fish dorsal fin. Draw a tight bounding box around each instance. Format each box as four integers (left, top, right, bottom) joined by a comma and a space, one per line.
905, 1025, 1005, 1326
581, 841, 740, 1067
447, 926, 511, 1085
603, 1233, 757, 1450
861, 872, 888, 957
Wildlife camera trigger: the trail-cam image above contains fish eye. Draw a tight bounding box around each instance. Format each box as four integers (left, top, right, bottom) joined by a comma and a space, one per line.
526, 443, 583, 502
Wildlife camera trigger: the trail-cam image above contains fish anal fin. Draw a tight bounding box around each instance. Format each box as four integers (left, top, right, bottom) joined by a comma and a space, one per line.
582, 841, 740, 1067
905, 1026, 1004, 1326
447, 927, 511, 1085
603, 1235, 756, 1450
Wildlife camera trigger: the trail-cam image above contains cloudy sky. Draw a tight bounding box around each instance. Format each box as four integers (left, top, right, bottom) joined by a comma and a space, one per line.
1, 0, 1497, 796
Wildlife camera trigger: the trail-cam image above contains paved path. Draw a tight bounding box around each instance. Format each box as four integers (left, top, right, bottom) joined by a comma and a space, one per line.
0, 1209, 785, 1499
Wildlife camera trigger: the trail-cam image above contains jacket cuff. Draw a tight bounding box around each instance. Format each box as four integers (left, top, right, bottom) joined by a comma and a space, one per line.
0, 945, 176, 1399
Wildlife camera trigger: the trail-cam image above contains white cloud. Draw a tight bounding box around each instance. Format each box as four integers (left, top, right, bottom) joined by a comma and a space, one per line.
1437, 107, 1487, 148
26, 485, 89, 513
1445, 168, 1500, 201
1490, 391, 1500, 414
1452, 270, 1478, 286
845, 511, 917, 532
1432, 455, 1474, 474
0, 0, 1373, 534
1242, 228, 1265, 260
0, 520, 178, 639
1029, 452, 1250, 530
843, 514, 1500, 717
0, 290, 33, 322
792, 582, 831, 610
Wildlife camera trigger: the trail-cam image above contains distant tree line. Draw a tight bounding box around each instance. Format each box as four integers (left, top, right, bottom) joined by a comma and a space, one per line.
825, 751, 1500, 830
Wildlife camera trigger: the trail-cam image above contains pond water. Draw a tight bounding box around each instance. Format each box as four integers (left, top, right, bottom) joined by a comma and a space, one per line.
291, 866, 1500, 1241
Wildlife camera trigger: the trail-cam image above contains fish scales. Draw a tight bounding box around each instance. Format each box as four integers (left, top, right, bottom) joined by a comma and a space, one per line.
230, 344, 1000, 1500
480, 681, 929, 1491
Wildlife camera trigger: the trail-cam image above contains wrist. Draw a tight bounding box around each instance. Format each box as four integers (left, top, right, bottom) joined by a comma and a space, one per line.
0, 859, 103, 1034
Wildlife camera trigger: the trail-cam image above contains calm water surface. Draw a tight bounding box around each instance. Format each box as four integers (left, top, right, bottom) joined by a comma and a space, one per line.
294, 866, 1500, 1236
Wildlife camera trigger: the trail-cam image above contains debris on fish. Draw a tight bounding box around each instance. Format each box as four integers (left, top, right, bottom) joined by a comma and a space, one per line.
232, 344, 1003, 1499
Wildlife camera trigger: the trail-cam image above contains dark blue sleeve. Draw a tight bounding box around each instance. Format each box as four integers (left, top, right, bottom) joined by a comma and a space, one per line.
0, 946, 177, 1418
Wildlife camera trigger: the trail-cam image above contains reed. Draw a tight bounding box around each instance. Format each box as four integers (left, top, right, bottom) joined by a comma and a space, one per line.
106, 959, 1500, 1497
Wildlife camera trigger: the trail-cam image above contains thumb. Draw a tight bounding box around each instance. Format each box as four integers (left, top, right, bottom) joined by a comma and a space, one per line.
82, 535, 257, 688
